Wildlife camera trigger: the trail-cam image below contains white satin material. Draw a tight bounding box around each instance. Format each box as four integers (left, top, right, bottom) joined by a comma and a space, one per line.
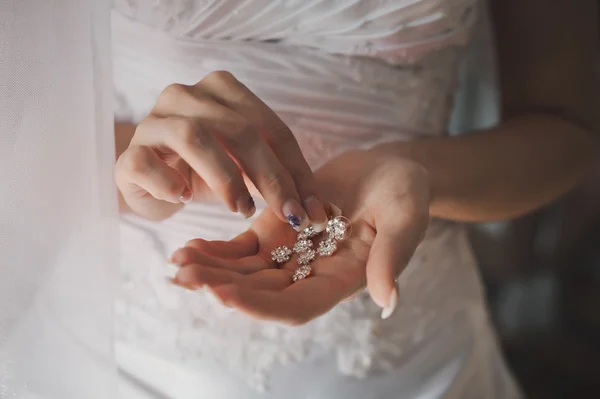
0, 1, 118, 398
111, 0, 521, 397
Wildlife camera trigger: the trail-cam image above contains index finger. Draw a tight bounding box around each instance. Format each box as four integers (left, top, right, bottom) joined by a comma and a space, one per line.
198, 71, 328, 232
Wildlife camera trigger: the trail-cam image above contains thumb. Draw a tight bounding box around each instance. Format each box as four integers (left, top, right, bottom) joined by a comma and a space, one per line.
366, 205, 427, 319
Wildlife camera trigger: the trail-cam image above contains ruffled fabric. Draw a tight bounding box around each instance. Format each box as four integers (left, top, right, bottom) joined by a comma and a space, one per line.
114, 0, 477, 64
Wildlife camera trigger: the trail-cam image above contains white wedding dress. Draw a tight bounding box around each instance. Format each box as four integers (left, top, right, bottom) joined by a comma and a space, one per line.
112, 1, 521, 398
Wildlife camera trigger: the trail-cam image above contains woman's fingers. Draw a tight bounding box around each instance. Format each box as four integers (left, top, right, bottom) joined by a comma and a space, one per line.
115, 145, 188, 217
171, 246, 267, 274
152, 81, 313, 230
183, 230, 259, 259
174, 266, 291, 292
197, 72, 328, 231
133, 115, 254, 217
365, 199, 429, 319
119, 72, 326, 226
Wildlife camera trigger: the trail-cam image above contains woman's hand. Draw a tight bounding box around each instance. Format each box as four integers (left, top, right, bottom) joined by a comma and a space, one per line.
115, 71, 327, 230
169, 147, 430, 324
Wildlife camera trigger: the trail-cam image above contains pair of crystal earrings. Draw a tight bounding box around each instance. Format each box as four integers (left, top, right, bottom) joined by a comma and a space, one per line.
270, 216, 351, 282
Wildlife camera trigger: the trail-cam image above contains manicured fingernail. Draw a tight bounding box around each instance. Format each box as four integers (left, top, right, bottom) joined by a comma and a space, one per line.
180, 187, 193, 203
303, 196, 328, 232
236, 195, 256, 218
170, 249, 185, 265
381, 286, 398, 320
282, 199, 308, 231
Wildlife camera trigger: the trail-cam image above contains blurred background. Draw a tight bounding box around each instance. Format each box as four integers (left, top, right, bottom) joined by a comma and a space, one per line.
450, 4, 600, 398
470, 162, 600, 399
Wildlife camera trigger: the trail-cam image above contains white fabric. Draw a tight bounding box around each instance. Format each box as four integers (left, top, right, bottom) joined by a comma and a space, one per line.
112, 1, 521, 398
0, 1, 118, 398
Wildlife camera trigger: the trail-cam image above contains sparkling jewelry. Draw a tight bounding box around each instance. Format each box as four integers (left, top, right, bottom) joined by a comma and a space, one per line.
317, 238, 337, 257
297, 248, 316, 265
297, 226, 318, 240
270, 246, 292, 264
326, 216, 351, 241
270, 211, 352, 283
293, 239, 313, 253
292, 265, 311, 281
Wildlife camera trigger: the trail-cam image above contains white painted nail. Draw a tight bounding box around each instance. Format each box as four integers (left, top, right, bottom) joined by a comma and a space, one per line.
381, 286, 398, 320
180, 187, 193, 204
313, 221, 328, 233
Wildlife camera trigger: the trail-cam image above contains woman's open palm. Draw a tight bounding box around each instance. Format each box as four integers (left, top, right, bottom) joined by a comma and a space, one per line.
171, 149, 431, 324
171, 204, 371, 325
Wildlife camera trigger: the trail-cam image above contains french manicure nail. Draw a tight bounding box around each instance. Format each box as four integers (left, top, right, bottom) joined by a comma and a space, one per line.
381, 286, 398, 320
313, 221, 328, 233
282, 199, 308, 231
236, 195, 256, 218
180, 187, 193, 204
303, 196, 328, 232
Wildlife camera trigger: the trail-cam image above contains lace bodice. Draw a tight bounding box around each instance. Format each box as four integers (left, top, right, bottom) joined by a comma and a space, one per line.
111, 0, 494, 393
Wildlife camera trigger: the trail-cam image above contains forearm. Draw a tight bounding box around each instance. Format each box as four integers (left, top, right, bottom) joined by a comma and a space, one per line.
382, 114, 597, 222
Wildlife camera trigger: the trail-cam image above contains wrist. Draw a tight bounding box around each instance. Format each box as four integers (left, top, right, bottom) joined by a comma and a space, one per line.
367, 140, 434, 207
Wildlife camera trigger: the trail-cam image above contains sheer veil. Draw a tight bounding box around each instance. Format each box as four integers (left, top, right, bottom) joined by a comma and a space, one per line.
0, 1, 118, 397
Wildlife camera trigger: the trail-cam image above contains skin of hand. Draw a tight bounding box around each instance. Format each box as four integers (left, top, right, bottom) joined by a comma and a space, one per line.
169, 147, 430, 324
115, 71, 328, 232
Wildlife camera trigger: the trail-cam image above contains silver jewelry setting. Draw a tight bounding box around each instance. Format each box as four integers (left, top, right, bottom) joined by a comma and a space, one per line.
293, 239, 313, 253
270, 213, 352, 283
326, 216, 351, 241
292, 265, 311, 282
270, 246, 292, 264
317, 239, 337, 257
297, 248, 316, 265
297, 226, 318, 240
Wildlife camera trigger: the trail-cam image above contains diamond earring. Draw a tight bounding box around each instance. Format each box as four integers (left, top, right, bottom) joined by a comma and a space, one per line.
326, 216, 351, 241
